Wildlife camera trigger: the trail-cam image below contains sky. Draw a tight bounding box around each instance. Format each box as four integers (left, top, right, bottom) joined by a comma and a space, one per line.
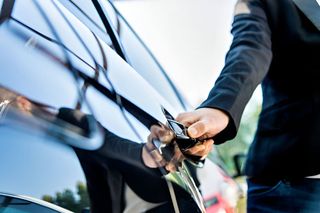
114, 0, 239, 107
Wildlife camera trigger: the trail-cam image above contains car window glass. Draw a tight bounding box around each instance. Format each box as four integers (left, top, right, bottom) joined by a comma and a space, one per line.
101, 1, 185, 111
54, 1, 104, 70
61, 0, 105, 32
93, 42, 178, 123
117, 17, 184, 111
0, 195, 58, 213
56, 0, 113, 49
97, 0, 119, 33
82, 44, 182, 144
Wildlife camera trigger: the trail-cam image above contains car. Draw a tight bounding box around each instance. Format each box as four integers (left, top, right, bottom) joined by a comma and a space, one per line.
0, 0, 241, 212
0, 192, 73, 213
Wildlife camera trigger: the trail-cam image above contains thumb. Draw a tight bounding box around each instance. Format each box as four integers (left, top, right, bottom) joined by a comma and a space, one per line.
187, 121, 207, 138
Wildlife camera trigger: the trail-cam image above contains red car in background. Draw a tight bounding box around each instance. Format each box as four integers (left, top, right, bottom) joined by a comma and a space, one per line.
199, 158, 245, 213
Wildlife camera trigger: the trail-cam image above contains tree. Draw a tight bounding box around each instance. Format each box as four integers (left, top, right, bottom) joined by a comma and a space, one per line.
77, 181, 90, 212
42, 181, 90, 213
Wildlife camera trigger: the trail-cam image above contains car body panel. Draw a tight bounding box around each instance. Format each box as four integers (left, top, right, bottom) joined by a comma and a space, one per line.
0, 0, 240, 212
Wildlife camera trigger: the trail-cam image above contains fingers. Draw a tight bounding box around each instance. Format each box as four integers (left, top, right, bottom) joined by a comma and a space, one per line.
148, 125, 174, 144
165, 163, 177, 172
187, 120, 210, 138
165, 143, 184, 172
146, 107, 227, 171
177, 111, 210, 138
142, 143, 166, 168
177, 108, 230, 140
176, 111, 200, 127
164, 139, 214, 172
143, 140, 185, 172
145, 124, 179, 171
185, 139, 214, 157
143, 138, 213, 171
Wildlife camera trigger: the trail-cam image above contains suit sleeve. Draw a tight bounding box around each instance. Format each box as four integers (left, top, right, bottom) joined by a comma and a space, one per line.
56, 107, 161, 175
198, 0, 272, 144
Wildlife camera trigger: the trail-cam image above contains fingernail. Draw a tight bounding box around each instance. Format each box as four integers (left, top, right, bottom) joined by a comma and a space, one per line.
188, 127, 197, 136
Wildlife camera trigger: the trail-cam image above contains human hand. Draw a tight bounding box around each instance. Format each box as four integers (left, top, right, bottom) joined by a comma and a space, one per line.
176, 108, 229, 157
142, 124, 184, 172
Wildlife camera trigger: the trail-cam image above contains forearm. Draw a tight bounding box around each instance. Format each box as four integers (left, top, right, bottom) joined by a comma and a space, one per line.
199, 0, 272, 143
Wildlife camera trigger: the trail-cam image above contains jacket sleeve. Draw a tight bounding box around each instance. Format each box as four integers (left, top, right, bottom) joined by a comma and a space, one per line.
198, 0, 272, 144
56, 107, 161, 175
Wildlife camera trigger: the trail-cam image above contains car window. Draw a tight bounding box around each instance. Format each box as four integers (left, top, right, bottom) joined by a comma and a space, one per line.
99, 1, 187, 111
0, 195, 59, 213
58, 0, 105, 33
119, 22, 186, 110
70, 47, 185, 151
53, 1, 105, 71
51, 0, 187, 115
56, 0, 114, 49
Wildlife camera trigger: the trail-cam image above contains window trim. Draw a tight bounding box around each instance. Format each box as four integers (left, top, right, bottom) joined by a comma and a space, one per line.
0, 192, 73, 213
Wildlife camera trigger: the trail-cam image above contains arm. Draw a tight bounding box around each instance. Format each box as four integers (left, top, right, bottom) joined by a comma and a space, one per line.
178, 0, 272, 148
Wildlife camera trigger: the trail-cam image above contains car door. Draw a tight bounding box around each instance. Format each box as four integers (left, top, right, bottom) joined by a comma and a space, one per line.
0, 1, 103, 212
0, 193, 74, 213
0, 0, 203, 212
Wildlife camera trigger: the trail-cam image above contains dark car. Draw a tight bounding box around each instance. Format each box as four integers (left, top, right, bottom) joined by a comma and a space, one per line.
0, 0, 241, 212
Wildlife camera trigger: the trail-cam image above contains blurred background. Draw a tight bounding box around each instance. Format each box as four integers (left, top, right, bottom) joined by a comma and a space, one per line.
114, 0, 262, 199
115, 0, 236, 106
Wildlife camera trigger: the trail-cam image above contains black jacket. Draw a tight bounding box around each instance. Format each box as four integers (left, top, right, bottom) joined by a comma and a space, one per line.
199, 0, 320, 178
